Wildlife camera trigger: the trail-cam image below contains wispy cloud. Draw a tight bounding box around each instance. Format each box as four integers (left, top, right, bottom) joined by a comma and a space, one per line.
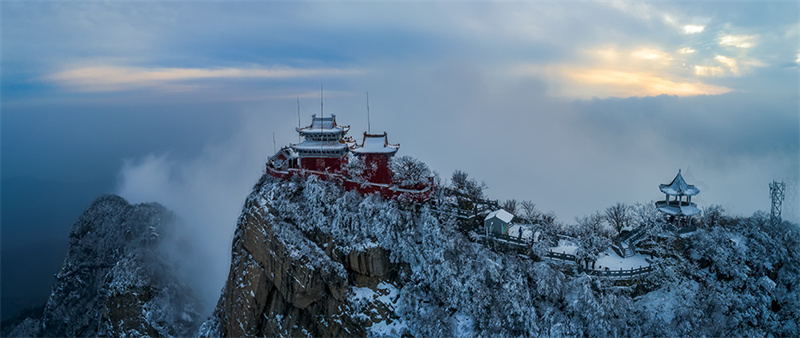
719, 34, 757, 48
715, 55, 739, 75
559, 67, 731, 97
514, 45, 733, 98
47, 64, 365, 92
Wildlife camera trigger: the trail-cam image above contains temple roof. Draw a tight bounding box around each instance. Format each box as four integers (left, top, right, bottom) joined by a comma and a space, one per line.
485, 209, 514, 223
291, 140, 348, 152
297, 114, 349, 134
659, 169, 699, 196
350, 132, 399, 155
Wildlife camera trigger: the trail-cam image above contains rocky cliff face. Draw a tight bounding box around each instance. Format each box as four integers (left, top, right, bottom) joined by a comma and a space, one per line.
8, 195, 203, 337
202, 175, 407, 337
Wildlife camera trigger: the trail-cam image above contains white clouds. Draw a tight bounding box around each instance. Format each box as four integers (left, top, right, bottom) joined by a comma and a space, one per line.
683, 24, 705, 34
516, 45, 732, 98
632, 48, 673, 63
15, 2, 793, 102
560, 67, 731, 97
694, 65, 725, 77
117, 112, 274, 315
715, 55, 739, 75
719, 34, 757, 48
47, 64, 365, 92
608, 1, 656, 21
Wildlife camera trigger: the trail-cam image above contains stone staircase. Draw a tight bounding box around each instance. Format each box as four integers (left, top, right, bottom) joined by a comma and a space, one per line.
622, 242, 636, 258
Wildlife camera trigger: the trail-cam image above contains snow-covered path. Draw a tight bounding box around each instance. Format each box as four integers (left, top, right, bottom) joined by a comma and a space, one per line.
594, 250, 650, 270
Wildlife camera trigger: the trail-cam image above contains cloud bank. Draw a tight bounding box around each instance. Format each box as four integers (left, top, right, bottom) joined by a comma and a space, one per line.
116, 112, 273, 314
49, 65, 364, 92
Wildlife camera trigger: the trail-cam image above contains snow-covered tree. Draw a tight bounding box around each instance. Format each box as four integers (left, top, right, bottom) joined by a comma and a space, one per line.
573, 213, 611, 267
390, 155, 431, 187
450, 170, 487, 200
247, 166, 800, 337
343, 154, 369, 183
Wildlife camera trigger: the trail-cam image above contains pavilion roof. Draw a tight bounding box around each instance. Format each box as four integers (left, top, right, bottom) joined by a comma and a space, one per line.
350, 132, 399, 155
659, 169, 700, 196
297, 114, 349, 133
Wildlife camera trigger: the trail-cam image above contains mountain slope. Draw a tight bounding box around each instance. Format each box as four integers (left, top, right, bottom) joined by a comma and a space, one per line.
8, 195, 203, 337
203, 173, 800, 337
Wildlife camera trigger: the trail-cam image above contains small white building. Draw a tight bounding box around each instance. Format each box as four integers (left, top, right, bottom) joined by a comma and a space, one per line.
484, 209, 514, 236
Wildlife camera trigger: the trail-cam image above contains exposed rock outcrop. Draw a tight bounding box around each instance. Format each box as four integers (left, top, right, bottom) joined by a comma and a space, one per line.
9, 195, 203, 337
203, 176, 407, 337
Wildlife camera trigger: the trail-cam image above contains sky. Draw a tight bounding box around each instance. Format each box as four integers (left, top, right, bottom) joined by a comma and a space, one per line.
2, 0, 798, 321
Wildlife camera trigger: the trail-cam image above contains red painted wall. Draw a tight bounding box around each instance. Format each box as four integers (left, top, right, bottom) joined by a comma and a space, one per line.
300, 157, 343, 172
363, 154, 392, 184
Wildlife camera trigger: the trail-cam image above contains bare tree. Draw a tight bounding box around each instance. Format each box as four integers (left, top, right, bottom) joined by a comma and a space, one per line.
604, 202, 631, 236
575, 212, 607, 237
702, 205, 726, 228
502, 199, 518, 215
451, 170, 469, 189
519, 200, 538, 223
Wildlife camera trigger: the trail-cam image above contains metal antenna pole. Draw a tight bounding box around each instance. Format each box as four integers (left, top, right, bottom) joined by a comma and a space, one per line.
366, 91, 371, 134
770, 180, 786, 224
297, 97, 301, 143
312, 83, 325, 160
273, 132, 277, 153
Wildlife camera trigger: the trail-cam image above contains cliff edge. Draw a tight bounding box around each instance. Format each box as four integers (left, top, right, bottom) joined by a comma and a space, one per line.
8, 195, 203, 337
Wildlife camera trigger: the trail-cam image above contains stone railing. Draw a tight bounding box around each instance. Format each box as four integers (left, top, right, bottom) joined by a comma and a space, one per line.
544, 251, 576, 261
492, 233, 530, 245
579, 265, 653, 278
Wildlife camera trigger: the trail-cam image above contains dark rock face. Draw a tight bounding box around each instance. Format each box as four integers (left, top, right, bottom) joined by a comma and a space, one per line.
202, 177, 405, 337
10, 195, 202, 337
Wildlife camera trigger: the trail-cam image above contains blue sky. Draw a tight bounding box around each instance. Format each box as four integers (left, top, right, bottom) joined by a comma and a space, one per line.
2, 0, 798, 319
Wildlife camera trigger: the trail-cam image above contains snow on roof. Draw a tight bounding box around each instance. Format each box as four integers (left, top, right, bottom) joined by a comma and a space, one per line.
291, 140, 348, 151
350, 132, 399, 155
297, 114, 349, 134
311, 114, 336, 129
659, 169, 699, 196
270, 147, 298, 160
485, 209, 514, 223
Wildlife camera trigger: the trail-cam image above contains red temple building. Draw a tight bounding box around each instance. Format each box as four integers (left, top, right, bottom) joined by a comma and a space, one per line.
267, 113, 432, 202
350, 132, 399, 184
291, 114, 350, 172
